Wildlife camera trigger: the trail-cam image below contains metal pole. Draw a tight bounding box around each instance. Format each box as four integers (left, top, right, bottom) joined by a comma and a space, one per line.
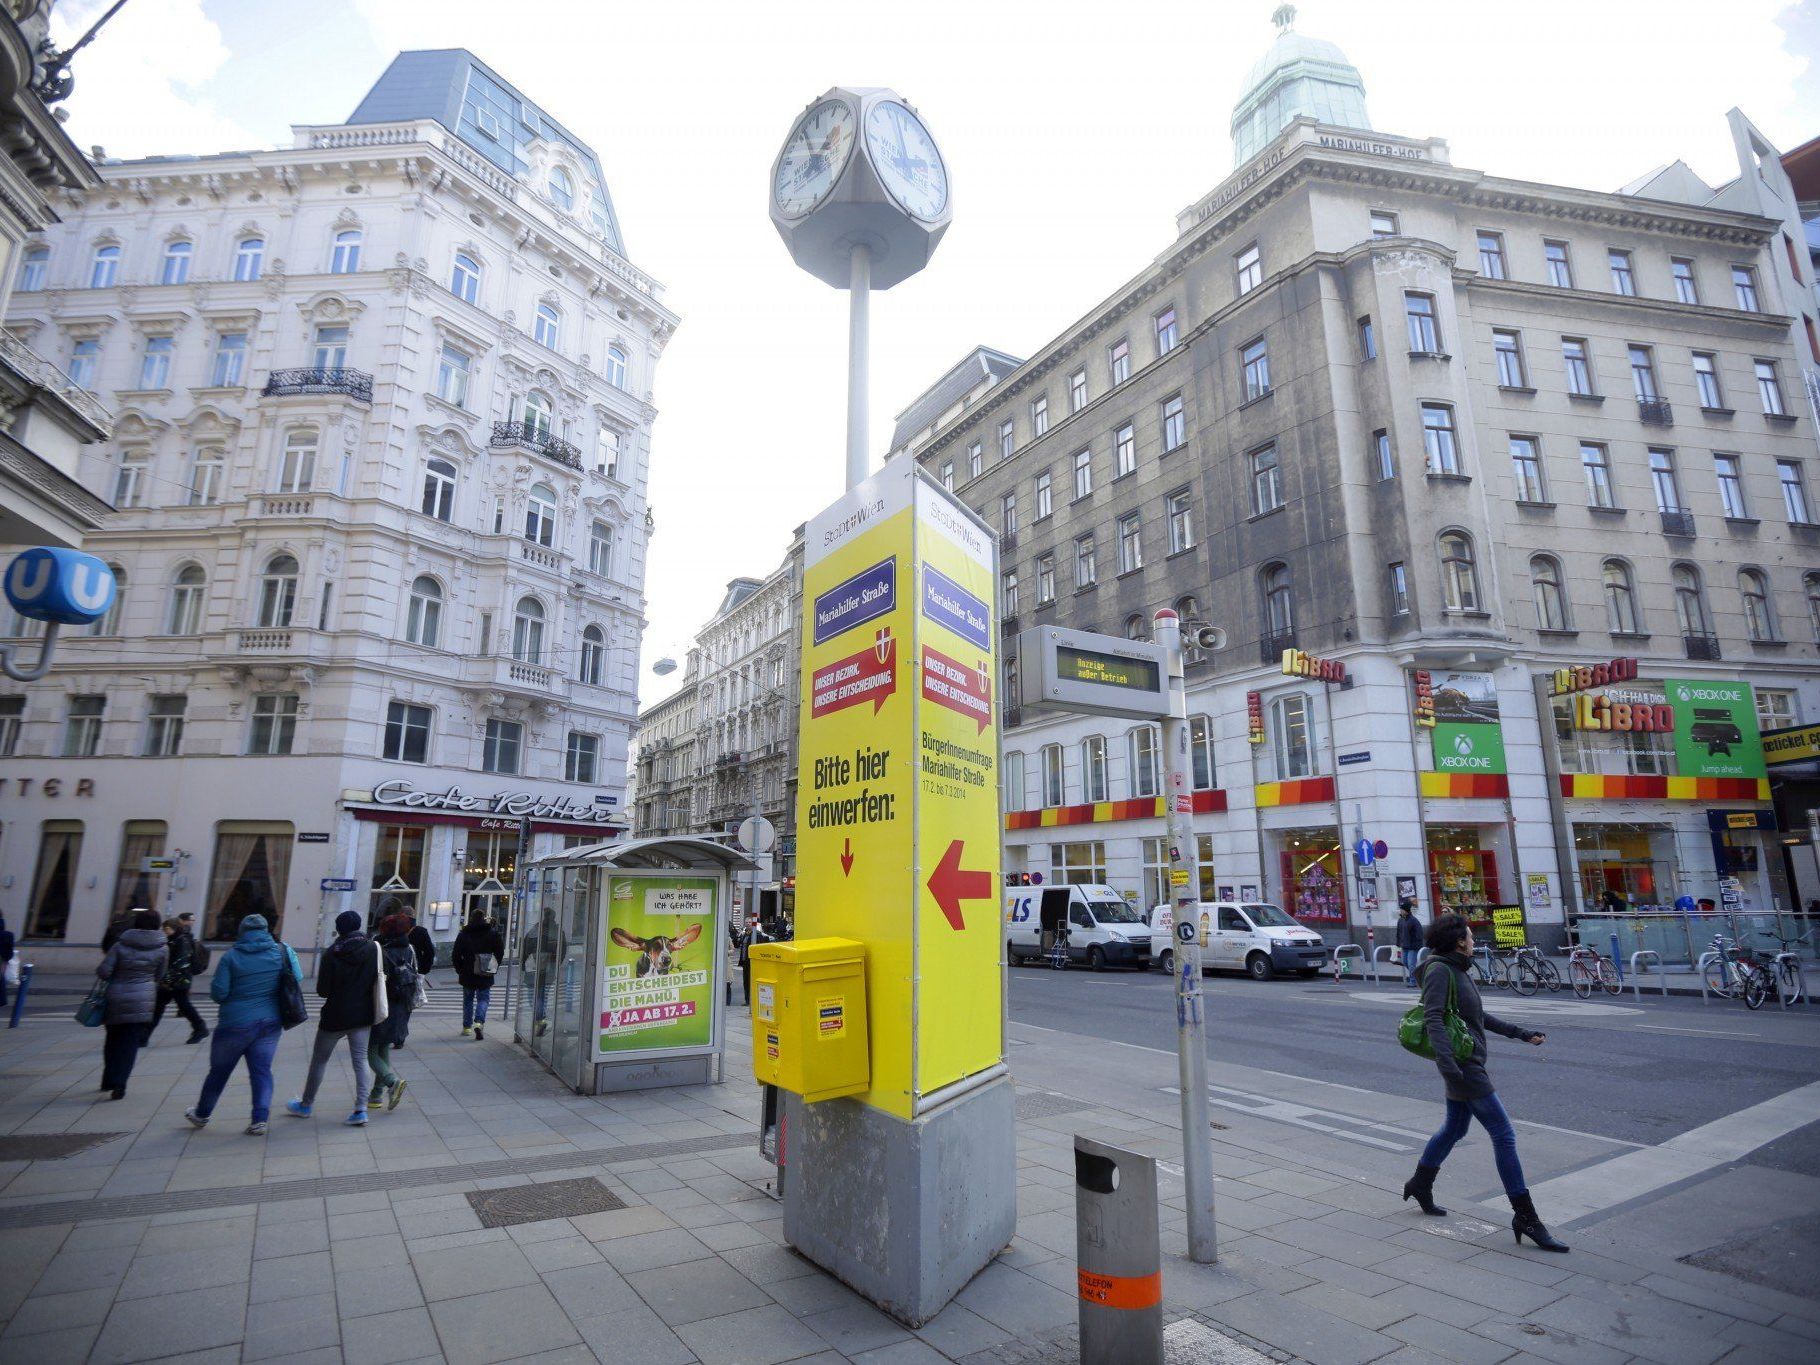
846, 244, 871, 491
1154, 608, 1217, 1263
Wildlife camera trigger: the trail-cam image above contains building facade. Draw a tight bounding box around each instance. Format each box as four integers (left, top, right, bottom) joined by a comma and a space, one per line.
895, 20, 1820, 947
0, 50, 675, 960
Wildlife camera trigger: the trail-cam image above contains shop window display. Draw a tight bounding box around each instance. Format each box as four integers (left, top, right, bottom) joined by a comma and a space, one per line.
1572, 822, 1677, 909
368, 824, 426, 923
1276, 827, 1344, 922
1426, 825, 1501, 933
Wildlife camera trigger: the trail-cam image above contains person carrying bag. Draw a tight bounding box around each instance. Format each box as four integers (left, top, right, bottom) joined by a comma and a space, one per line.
184, 914, 301, 1135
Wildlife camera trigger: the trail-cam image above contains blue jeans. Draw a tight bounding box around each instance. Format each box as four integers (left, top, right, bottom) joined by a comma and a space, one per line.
462, 985, 491, 1028
195, 1018, 282, 1123
1420, 1092, 1527, 1197
1403, 949, 1422, 984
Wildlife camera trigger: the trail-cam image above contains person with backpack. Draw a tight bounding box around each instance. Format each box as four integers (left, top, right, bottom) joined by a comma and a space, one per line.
151, 913, 210, 1044
184, 914, 301, 1136
367, 913, 416, 1112
450, 909, 504, 1040
286, 910, 380, 1126
95, 908, 168, 1100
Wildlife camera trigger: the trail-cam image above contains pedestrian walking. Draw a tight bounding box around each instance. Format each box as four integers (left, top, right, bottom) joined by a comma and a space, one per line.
0, 912, 15, 1012
95, 908, 167, 1100
150, 913, 210, 1044
1401, 913, 1568, 1252
407, 915, 436, 976
184, 914, 300, 1135
1395, 898, 1425, 987
286, 910, 380, 1126
367, 913, 417, 1113
451, 909, 504, 1039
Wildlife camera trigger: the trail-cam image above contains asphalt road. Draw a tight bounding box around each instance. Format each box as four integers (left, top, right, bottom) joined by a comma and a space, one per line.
1006, 960, 1820, 1169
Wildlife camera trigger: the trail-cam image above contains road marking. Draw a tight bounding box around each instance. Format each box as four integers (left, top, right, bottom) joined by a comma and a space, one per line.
1319, 991, 1641, 1019
1163, 1084, 1425, 1152
1637, 1024, 1762, 1039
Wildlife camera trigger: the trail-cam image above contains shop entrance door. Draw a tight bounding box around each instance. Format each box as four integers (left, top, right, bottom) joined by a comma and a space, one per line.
463, 830, 518, 946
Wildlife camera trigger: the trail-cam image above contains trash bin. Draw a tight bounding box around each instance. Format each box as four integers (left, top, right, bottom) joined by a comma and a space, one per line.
1075, 1135, 1163, 1364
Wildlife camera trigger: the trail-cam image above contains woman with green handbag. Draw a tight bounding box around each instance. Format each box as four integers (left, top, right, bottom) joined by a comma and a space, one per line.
1401, 913, 1568, 1252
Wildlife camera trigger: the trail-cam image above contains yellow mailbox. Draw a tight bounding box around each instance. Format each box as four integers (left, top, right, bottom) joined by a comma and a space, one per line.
748, 937, 869, 1103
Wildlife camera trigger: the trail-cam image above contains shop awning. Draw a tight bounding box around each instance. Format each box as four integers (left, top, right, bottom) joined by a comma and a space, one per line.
528, 836, 758, 873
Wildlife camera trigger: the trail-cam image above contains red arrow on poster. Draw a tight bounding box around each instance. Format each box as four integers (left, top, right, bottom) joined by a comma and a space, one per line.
927, 839, 991, 931
919, 644, 993, 735
811, 628, 897, 719
840, 838, 854, 877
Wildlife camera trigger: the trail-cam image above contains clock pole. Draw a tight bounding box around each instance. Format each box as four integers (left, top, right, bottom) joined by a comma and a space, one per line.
846, 243, 870, 491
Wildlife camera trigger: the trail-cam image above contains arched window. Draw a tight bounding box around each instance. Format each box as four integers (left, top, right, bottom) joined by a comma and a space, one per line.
534, 302, 560, 350
233, 237, 264, 281
1529, 555, 1568, 631
522, 390, 553, 440
1739, 569, 1775, 642
579, 624, 605, 685
512, 596, 545, 664
1124, 613, 1148, 640
605, 344, 628, 389
161, 240, 192, 285
548, 166, 575, 211
1672, 563, 1710, 638
421, 458, 456, 522
278, 429, 318, 493
168, 564, 206, 635
405, 576, 443, 647
330, 228, 361, 274
1807, 572, 1820, 643
525, 483, 556, 547
258, 554, 299, 628
89, 565, 126, 635
89, 243, 120, 288
1261, 563, 1294, 638
450, 252, 480, 303
19, 245, 48, 291
1603, 559, 1639, 634
1439, 532, 1479, 611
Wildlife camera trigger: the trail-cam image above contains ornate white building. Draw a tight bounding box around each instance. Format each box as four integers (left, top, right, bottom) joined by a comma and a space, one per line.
0, 50, 675, 958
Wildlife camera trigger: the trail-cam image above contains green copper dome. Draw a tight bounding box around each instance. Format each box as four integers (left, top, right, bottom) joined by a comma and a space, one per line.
1231, 6, 1371, 167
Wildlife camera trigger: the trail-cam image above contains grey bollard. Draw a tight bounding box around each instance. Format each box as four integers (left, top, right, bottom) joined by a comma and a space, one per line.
1075, 1136, 1163, 1364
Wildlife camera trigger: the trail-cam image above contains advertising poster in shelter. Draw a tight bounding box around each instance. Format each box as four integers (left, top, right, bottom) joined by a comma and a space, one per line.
1666, 679, 1765, 781
1427, 670, 1508, 776
597, 875, 717, 1055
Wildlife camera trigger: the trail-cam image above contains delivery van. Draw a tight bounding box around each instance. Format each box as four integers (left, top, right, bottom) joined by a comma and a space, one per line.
1147, 901, 1328, 980
1005, 883, 1151, 970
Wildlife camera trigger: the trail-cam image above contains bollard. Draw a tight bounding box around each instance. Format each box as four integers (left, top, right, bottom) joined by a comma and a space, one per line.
7, 963, 31, 1028
1075, 1136, 1163, 1365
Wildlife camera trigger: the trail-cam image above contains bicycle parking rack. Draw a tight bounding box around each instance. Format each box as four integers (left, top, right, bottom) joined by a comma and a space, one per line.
1372, 944, 1403, 986
1774, 953, 1808, 1010
1697, 951, 1722, 1004
1628, 950, 1667, 999
1330, 943, 1364, 979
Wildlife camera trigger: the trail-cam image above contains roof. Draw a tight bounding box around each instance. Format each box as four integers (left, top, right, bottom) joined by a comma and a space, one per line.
889, 346, 1024, 453
1784, 133, 1820, 201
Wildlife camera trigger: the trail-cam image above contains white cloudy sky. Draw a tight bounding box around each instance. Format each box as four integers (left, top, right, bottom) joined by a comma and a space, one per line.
49, 0, 1819, 707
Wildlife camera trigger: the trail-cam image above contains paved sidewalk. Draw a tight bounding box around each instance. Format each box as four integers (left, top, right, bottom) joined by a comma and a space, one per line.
0, 999, 1814, 1364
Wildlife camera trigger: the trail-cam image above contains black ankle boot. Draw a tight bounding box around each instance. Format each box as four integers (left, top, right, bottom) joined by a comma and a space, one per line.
1401, 1163, 1446, 1216
1510, 1193, 1569, 1251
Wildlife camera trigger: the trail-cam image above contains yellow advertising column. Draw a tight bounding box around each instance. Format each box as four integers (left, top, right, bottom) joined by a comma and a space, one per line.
785, 455, 1014, 1325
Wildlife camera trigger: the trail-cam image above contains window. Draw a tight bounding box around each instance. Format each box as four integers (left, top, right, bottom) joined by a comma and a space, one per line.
65, 695, 105, 757
1118, 513, 1143, 573
511, 596, 545, 664
1235, 244, 1262, 294
1041, 744, 1064, 806
1000, 491, 1017, 535
1001, 569, 1019, 615
1603, 560, 1640, 633
113, 455, 146, 508
1732, 265, 1759, 310
1715, 454, 1747, 518
1167, 489, 1194, 553
1693, 353, 1724, 409
1778, 460, 1812, 523
579, 625, 606, 685
68, 338, 98, 388
1650, 449, 1682, 511
139, 335, 173, 389
330, 229, 361, 274
1809, 574, 1820, 643
257, 555, 298, 628
19, 245, 47, 290
565, 731, 599, 784
161, 240, 192, 285
89, 243, 119, 288
588, 520, 613, 576
1374, 429, 1394, 480
0, 695, 21, 756
384, 701, 432, 763
1072, 447, 1092, 499
1421, 404, 1460, 475
405, 576, 442, 647
87, 565, 124, 636
1358, 314, 1376, 360
534, 302, 560, 349
1161, 393, 1185, 451
548, 166, 575, 211
435, 342, 471, 406
167, 564, 205, 634
1036, 554, 1056, 604
1477, 231, 1506, 279
1673, 564, 1710, 637
1189, 716, 1215, 790
249, 693, 298, 755
1128, 726, 1161, 797
1440, 532, 1480, 610
1405, 292, 1439, 352
1034, 470, 1052, 518
483, 718, 523, 774
1755, 359, 1786, 415
1531, 555, 1569, 630
1250, 443, 1282, 514
187, 448, 223, 506
1608, 249, 1635, 295
1580, 442, 1615, 507
311, 324, 347, 371
234, 237, 264, 282
1671, 258, 1698, 304
1492, 329, 1527, 387
1272, 693, 1313, 779
998, 419, 1015, 459
1510, 435, 1545, 502
1240, 337, 1270, 400
1388, 562, 1409, 615
1155, 306, 1178, 354
1262, 563, 1293, 636
1003, 750, 1027, 811
1109, 338, 1130, 385
1031, 394, 1049, 436
1543, 240, 1573, 288
1125, 613, 1148, 640
1074, 534, 1097, 588
421, 458, 456, 521
525, 482, 556, 546
968, 441, 983, 480
278, 429, 317, 493
478, 611, 491, 655
1069, 367, 1088, 412
1370, 210, 1399, 238
1082, 735, 1107, 802
940, 460, 954, 490
1756, 688, 1798, 733
1628, 345, 1658, 400
1740, 569, 1776, 641
1562, 337, 1595, 395
596, 427, 621, 478
605, 345, 629, 389
1114, 423, 1135, 477
210, 332, 247, 387
450, 252, 480, 302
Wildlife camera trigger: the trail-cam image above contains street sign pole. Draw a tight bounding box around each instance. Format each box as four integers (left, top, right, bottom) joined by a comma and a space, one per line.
847, 243, 870, 491
1153, 607, 1217, 1263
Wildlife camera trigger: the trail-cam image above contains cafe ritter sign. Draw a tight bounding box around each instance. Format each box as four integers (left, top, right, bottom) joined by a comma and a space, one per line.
369, 780, 618, 825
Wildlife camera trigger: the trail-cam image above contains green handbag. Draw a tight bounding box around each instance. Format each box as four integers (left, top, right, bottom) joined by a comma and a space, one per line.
1397, 961, 1474, 1062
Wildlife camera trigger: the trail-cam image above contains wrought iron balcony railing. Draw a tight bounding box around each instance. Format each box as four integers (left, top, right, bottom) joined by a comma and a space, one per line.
1659, 509, 1696, 537
262, 367, 373, 403
1682, 633, 1721, 661
1637, 398, 1673, 427
1259, 629, 1297, 666
490, 420, 583, 470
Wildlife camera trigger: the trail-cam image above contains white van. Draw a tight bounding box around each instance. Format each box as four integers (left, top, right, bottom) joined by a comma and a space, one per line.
1005, 883, 1151, 970
1147, 901, 1328, 980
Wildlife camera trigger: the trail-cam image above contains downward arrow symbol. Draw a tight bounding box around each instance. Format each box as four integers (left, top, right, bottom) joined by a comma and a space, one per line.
840, 838, 854, 877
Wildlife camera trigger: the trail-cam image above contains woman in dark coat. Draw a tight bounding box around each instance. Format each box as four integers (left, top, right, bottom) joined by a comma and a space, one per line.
96, 908, 168, 1099
450, 910, 504, 1040
367, 914, 416, 1112
1402, 914, 1567, 1251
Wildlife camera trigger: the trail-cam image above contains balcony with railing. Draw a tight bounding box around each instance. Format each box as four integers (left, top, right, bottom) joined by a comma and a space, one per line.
254, 494, 319, 518
1259, 629, 1297, 666
262, 368, 373, 403
491, 421, 583, 471
461, 653, 565, 696
1637, 398, 1673, 427
1682, 633, 1722, 661
1659, 509, 1696, 537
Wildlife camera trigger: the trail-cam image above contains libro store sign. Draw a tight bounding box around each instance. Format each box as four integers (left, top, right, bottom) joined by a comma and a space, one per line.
369, 780, 619, 825
1281, 648, 1346, 683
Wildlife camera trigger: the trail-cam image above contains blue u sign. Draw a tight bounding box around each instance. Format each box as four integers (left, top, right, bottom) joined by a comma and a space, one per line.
4, 548, 117, 625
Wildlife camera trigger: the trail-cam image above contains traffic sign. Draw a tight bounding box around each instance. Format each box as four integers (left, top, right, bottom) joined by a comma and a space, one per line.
1372, 839, 1388, 860
320, 878, 357, 893
737, 816, 776, 853
140, 856, 177, 873
1176, 919, 1197, 943
1354, 838, 1375, 867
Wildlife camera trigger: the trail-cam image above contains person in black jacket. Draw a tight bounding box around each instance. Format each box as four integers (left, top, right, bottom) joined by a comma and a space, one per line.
96, 909, 168, 1100
367, 914, 416, 1112
1394, 899, 1425, 987
285, 910, 378, 1126
450, 910, 504, 1040
1402, 913, 1567, 1252
150, 914, 210, 1043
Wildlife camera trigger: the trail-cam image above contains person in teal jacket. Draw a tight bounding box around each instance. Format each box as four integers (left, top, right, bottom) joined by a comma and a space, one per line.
184, 914, 301, 1135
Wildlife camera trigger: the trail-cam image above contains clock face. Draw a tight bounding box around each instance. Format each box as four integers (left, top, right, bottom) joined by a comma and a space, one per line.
864, 100, 948, 221
773, 98, 856, 219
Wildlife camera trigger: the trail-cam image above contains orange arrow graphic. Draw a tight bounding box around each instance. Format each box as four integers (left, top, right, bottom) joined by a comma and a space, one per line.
927, 839, 991, 931
840, 838, 854, 877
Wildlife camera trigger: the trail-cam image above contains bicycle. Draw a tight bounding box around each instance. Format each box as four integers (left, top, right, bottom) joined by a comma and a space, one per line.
1704, 935, 1775, 1010
1567, 943, 1622, 998
1508, 945, 1560, 997
1770, 936, 1810, 1006
1702, 934, 1738, 999
1482, 947, 1513, 990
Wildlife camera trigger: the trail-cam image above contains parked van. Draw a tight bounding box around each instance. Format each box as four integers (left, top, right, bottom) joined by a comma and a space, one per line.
1005, 883, 1151, 970
1147, 901, 1328, 980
